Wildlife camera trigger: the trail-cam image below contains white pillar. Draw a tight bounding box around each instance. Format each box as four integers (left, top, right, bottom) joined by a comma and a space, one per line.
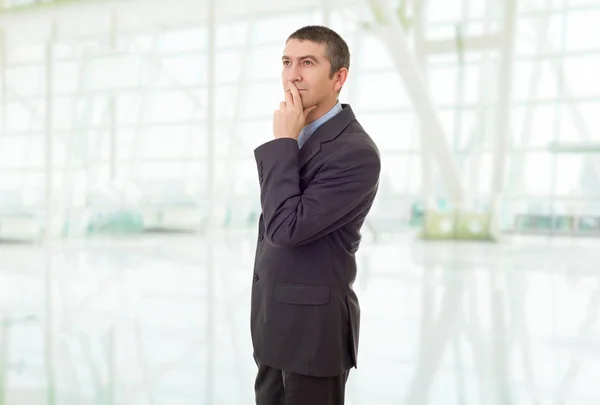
109, 97, 117, 181
44, 21, 57, 238
322, 0, 331, 26
205, 2, 216, 405
206, 2, 216, 224
109, 11, 118, 181
413, 0, 435, 211
0, 25, 5, 135
490, 0, 517, 208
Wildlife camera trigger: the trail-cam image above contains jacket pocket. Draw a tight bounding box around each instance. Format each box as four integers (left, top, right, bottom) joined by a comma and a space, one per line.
274, 283, 330, 305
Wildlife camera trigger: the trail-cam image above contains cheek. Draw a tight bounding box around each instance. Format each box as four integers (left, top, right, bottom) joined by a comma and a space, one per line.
319, 75, 332, 89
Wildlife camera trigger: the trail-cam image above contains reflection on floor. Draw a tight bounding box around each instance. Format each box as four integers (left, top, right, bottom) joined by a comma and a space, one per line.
1, 232, 599, 405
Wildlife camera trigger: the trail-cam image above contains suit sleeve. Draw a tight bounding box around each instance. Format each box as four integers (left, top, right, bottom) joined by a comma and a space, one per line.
254, 137, 380, 248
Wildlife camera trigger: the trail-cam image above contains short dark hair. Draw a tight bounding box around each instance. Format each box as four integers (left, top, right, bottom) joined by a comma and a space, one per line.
286, 25, 350, 78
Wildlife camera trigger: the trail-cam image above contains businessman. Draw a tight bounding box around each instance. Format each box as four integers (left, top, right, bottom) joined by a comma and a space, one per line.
251, 25, 381, 405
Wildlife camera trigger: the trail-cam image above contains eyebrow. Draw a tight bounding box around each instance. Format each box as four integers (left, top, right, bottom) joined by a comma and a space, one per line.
282, 55, 319, 62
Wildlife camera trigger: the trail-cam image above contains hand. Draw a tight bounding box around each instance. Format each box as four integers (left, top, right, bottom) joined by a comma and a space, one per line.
273, 81, 317, 140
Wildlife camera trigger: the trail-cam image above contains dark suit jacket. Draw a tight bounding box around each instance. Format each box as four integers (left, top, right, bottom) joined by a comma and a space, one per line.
251, 104, 380, 377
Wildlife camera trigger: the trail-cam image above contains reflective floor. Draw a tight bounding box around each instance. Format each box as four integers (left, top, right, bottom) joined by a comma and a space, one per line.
1, 231, 599, 404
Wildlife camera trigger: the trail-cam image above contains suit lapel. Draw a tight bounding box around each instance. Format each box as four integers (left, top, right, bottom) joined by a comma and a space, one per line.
298, 104, 356, 170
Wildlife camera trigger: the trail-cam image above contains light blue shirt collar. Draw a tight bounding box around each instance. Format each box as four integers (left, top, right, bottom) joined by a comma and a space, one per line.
297, 101, 343, 148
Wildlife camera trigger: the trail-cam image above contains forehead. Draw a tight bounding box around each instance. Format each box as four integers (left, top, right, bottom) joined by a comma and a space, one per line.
283, 39, 327, 58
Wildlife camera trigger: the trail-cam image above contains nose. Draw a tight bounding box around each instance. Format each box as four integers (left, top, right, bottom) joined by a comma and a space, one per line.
286, 65, 302, 83
285, 76, 302, 90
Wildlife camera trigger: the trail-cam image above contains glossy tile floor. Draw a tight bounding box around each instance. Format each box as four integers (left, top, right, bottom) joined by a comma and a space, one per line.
1, 231, 599, 405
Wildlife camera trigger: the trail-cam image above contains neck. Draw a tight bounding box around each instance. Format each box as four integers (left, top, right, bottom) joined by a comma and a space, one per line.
305, 97, 338, 125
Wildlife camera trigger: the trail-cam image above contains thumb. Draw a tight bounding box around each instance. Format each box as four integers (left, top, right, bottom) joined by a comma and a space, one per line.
303, 105, 317, 116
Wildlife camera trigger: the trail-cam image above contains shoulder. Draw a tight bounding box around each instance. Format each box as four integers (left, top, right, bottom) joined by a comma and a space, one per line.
336, 119, 380, 162
323, 124, 381, 178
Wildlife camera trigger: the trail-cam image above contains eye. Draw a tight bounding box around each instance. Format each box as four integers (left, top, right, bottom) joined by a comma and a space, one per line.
303, 60, 313, 66
283, 60, 290, 66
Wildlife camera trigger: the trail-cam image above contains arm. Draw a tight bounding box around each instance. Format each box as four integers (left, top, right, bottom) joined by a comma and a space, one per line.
254, 138, 380, 248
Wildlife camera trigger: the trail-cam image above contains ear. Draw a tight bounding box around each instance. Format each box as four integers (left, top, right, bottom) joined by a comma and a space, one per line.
332, 68, 349, 92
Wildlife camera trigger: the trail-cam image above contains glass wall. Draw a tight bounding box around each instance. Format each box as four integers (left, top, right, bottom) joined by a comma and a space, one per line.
0, 0, 599, 239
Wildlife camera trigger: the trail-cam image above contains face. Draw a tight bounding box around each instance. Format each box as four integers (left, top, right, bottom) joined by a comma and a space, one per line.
281, 39, 347, 112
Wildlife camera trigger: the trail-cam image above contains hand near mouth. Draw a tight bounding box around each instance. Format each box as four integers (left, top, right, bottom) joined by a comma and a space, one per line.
274, 81, 317, 140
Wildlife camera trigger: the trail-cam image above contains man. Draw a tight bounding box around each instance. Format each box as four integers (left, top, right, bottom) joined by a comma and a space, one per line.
251, 25, 381, 405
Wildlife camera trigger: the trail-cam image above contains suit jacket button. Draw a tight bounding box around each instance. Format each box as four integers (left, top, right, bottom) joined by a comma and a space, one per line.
253, 273, 259, 282
259, 234, 264, 241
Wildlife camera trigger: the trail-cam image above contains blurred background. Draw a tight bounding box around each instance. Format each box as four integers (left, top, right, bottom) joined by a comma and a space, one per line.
1, 0, 600, 404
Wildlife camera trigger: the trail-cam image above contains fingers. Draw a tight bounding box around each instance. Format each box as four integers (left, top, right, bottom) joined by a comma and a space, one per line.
284, 89, 294, 107
287, 81, 301, 107
279, 101, 286, 110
